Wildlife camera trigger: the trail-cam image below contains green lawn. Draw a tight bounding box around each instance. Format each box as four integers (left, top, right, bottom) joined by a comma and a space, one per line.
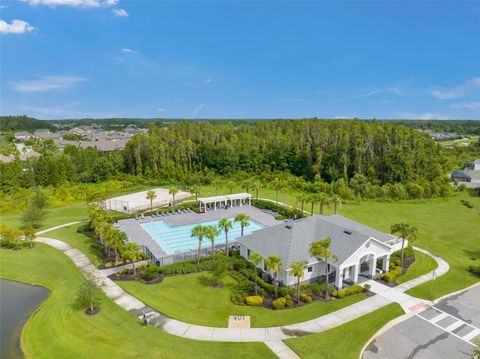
118, 272, 367, 328
0, 245, 275, 359
0, 201, 88, 230
284, 303, 405, 359
396, 251, 438, 284
41, 223, 103, 266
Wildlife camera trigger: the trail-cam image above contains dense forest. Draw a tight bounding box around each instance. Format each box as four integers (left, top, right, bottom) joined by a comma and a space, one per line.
124, 120, 445, 184
0, 116, 56, 132
393, 120, 480, 135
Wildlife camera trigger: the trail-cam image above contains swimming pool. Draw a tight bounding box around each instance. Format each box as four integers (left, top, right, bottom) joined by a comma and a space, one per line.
141, 218, 265, 255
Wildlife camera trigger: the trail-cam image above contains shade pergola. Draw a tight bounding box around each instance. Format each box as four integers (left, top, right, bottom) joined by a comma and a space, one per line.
197, 192, 252, 212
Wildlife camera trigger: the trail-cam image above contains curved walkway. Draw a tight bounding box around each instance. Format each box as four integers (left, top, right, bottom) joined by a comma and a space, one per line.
36, 226, 448, 343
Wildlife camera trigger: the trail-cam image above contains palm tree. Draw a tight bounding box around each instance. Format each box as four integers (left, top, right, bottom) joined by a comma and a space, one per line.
265, 255, 283, 298
297, 193, 307, 214
189, 185, 201, 201
248, 252, 263, 295
146, 190, 157, 212
281, 185, 289, 214
308, 194, 318, 215
206, 225, 220, 253
234, 213, 250, 236
331, 195, 342, 214
124, 242, 141, 275
252, 180, 261, 200
272, 178, 282, 211
317, 192, 330, 215
242, 179, 252, 194
191, 224, 206, 269
24, 223, 36, 248
169, 186, 179, 209
290, 261, 307, 303
105, 227, 126, 264
391, 223, 417, 272
218, 218, 233, 256
309, 237, 334, 299
212, 178, 221, 196
226, 180, 235, 194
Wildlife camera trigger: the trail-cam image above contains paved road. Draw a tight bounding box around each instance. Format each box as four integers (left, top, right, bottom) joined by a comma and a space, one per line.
363, 284, 480, 359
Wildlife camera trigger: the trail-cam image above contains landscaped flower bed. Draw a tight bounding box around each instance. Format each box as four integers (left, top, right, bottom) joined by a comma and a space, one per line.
376, 245, 416, 286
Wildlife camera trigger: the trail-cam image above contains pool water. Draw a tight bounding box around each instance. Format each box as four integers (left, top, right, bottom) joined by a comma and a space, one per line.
141, 218, 265, 255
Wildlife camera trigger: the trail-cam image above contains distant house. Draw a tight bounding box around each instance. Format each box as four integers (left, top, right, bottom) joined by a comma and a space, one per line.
237, 215, 404, 289
0, 148, 40, 163
14, 132, 33, 140
34, 130, 61, 140
451, 159, 480, 187
55, 139, 127, 152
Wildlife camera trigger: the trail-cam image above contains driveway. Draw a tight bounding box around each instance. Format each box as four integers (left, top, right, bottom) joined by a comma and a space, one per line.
363, 284, 480, 359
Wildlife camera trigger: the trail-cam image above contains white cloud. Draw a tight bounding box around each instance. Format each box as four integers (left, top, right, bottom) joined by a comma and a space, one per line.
21, 0, 110, 7
156, 107, 167, 113
0, 19, 35, 34
10, 75, 87, 92
275, 98, 307, 104
451, 102, 480, 111
121, 48, 137, 54
398, 112, 451, 120
192, 103, 204, 118
204, 78, 212, 83
112, 8, 128, 17
429, 77, 480, 100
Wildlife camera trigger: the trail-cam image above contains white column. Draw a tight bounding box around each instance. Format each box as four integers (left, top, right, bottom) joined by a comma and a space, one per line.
382, 255, 390, 272
214, 201, 217, 211
249, 197, 251, 205
335, 265, 343, 289
352, 264, 359, 283
368, 255, 377, 278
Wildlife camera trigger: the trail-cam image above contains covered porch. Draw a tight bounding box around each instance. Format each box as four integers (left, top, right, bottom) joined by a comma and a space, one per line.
333, 253, 391, 289
197, 193, 252, 212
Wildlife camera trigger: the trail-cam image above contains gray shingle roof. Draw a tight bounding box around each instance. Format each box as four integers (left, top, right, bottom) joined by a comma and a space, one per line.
237, 215, 394, 267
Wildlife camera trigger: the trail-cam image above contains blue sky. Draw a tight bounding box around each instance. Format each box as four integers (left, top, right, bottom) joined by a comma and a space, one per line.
1, 1, 479, 120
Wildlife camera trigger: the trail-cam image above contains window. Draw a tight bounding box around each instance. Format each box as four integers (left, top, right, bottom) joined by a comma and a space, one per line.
307, 266, 313, 273
247, 249, 251, 256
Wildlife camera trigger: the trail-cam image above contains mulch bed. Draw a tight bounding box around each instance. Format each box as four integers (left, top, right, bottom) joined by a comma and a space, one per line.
85, 307, 101, 315
109, 272, 164, 285
375, 255, 416, 287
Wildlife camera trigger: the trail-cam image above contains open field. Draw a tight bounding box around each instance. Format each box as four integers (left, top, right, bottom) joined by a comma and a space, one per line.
439, 135, 480, 147
0, 245, 275, 359
118, 271, 367, 328
284, 303, 405, 359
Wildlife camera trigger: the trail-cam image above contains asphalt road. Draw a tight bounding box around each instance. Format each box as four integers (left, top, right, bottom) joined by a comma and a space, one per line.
363, 284, 480, 359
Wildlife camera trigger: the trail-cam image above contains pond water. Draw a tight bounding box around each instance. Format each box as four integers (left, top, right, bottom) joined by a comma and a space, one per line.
0, 279, 49, 359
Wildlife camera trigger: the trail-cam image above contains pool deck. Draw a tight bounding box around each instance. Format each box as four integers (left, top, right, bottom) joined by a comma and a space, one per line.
116, 205, 283, 261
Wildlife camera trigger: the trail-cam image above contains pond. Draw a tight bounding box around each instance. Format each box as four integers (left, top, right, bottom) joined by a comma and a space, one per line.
0, 279, 49, 359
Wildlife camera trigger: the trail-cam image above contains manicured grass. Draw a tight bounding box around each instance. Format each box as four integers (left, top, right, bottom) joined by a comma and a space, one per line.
118, 272, 367, 328
41, 223, 103, 267
396, 251, 438, 284
284, 303, 405, 359
0, 245, 275, 359
0, 202, 88, 230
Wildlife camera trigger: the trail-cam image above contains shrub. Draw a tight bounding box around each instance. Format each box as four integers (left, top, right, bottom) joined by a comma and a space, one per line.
382, 266, 402, 282
284, 294, 293, 307
272, 297, 287, 310
142, 263, 160, 280
230, 290, 246, 305
300, 293, 313, 303
468, 265, 480, 277
245, 296, 263, 306
336, 290, 346, 298
104, 262, 112, 268
363, 284, 371, 292
461, 199, 475, 209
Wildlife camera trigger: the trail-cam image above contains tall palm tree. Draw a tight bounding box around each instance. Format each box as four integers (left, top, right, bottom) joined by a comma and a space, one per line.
206, 225, 221, 253
248, 252, 263, 295
297, 193, 307, 214
272, 178, 282, 211
234, 213, 250, 236
169, 186, 179, 209
189, 185, 201, 201
331, 195, 342, 214
309, 237, 335, 299
290, 261, 307, 303
146, 190, 157, 212
252, 180, 261, 200
281, 185, 289, 214
110, 229, 127, 264
24, 223, 36, 248
191, 224, 206, 269
218, 218, 233, 256
391, 223, 417, 272
265, 255, 283, 298
317, 192, 330, 215
308, 194, 318, 215
124, 242, 141, 275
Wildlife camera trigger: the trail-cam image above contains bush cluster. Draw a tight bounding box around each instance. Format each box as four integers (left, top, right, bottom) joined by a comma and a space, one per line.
333, 284, 365, 298
142, 263, 160, 280
468, 265, 480, 277
251, 199, 304, 219
381, 266, 403, 283
300, 293, 313, 303
272, 297, 287, 310
245, 296, 263, 306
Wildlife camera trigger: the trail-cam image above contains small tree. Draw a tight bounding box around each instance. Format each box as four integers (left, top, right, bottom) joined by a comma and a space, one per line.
206, 224, 220, 253
309, 237, 334, 299
331, 195, 342, 214
248, 252, 263, 296
22, 187, 49, 228
226, 180, 235, 194
124, 242, 141, 275
75, 276, 102, 315
290, 261, 307, 303
281, 185, 289, 214
218, 218, 233, 256
146, 190, 157, 212
265, 255, 283, 298
189, 185, 201, 201
234, 213, 250, 236
252, 180, 261, 200
272, 178, 282, 211
391, 223, 417, 272
308, 194, 318, 215
24, 223, 36, 249
211, 252, 228, 287
212, 178, 221, 196
297, 193, 307, 214
317, 192, 330, 215
169, 186, 179, 209
0, 224, 23, 250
